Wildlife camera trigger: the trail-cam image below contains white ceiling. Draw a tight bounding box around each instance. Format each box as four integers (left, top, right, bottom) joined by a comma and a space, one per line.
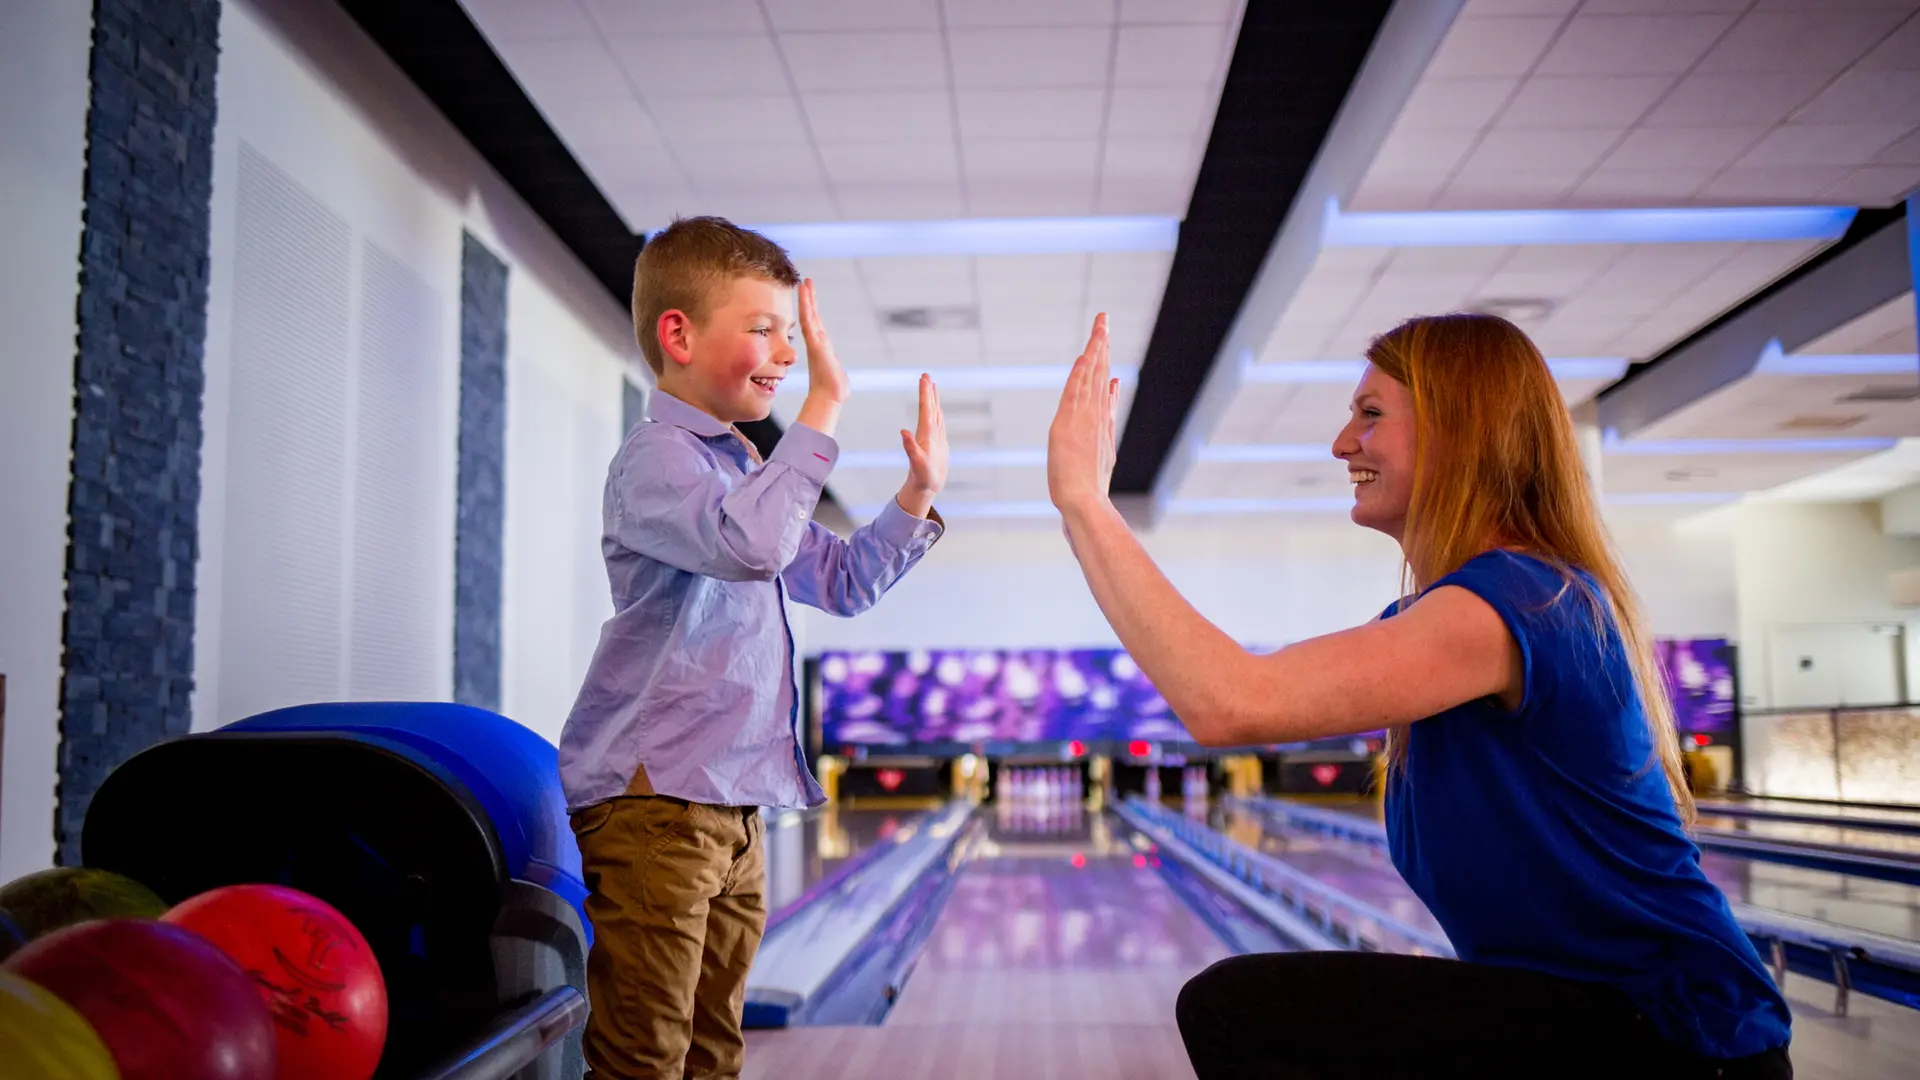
463, 0, 1920, 522
461, 0, 1244, 228
1259, 238, 1828, 365
1353, 0, 1920, 212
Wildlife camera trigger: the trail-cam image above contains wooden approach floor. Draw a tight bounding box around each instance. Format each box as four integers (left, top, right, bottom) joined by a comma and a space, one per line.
747, 971, 1920, 1080
746, 806, 1920, 1079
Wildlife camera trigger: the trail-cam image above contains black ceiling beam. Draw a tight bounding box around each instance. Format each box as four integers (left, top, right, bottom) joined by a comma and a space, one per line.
1597, 202, 1913, 441
1111, 0, 1394, 494
333, 0, 793, 462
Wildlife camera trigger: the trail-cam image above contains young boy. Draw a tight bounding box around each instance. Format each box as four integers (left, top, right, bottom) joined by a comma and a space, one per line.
558, 216, 947, 1079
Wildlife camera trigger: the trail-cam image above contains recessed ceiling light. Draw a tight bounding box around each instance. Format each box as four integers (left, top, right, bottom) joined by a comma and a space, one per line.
881, 306, 979, 331
1467, 297, 1558, 323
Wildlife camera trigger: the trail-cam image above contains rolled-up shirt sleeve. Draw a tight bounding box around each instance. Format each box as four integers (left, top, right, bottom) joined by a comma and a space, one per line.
782, 499, 944, 616
611, 424, 837, 582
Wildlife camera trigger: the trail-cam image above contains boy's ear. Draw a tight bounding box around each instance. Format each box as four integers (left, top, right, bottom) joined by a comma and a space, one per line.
658, 309, 695, 368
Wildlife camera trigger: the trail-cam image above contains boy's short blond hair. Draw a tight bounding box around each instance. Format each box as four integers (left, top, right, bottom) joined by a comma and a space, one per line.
632, 216, 800, 375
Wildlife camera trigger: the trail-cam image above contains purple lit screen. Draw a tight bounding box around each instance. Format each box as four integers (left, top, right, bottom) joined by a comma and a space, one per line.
1655, 638, 1736, 734
818, 649, 1194, 748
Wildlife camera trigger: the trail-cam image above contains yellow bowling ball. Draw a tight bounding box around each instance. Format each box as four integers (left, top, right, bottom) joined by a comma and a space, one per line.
0, 970, 119, 1080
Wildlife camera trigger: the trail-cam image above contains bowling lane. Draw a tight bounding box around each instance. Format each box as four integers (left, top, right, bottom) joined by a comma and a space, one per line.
1694, 815, 1920, 858
762, 805, 944, 919
747, 807, 1223, 1079
1212, 804, 1446, 941
1701, 798, 1920, 831
1700, 853, 1920, 943
1250, 796, 1920, 945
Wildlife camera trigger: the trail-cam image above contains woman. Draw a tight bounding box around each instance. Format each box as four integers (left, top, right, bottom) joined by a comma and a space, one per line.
1047, 313, 1792, 1078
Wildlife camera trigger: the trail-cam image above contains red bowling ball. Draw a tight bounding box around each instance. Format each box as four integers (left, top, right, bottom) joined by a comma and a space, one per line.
3, 917, 278, 1080
165, 884, 388, 1080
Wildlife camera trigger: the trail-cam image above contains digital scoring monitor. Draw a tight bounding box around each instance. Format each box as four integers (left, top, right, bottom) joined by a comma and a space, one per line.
1654, 637, 1737, 735
817, 648, 1194, 750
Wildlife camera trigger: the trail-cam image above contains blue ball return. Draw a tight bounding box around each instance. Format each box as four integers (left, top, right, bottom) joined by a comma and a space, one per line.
83, 702, 590, 1080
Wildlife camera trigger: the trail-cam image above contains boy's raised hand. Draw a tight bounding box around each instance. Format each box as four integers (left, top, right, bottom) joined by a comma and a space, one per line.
795, 279, 850, 435
897, 375, 947, 519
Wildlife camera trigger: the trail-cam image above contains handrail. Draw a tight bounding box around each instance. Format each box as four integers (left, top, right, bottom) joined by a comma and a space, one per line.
414, 987, 588, 1080
1122, 798, 1454, 957
1236, 795, 1920, 1015
1114, 801, 1343, 952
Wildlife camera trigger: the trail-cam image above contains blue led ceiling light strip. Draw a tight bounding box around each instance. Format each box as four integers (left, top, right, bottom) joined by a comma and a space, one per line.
656, 216, 1183, 259
1319, 198, 1857, 249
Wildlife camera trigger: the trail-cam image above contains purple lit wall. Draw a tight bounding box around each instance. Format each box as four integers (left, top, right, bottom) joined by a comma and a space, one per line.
818, 648, 1193, 748
1654, 638, 1737, 734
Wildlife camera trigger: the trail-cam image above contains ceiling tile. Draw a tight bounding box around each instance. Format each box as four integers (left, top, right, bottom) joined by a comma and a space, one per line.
1463, 127, 1624, 172
696, 187, 840, 223
1822, 165, 1920, 205
606, 34, 789, 97
883, 328, 984, 366
944, 0, 1118, 27
1876, 130, 1920, 164
1571, 166, 1718, 204
461, 0, 601, 43
963, 139, 1101, 182
1497, 75, 1676, 128
1101, 137, 1200, 180
778, 32, 949, 91
1694, 9, 1907, 74
948, 28, 1113, 87
1348, 171, 1444, 211
1735, 123, 1913, 168
1499, 243, 1628, 278
967, 183, 1098, 216
1856, 13, 1920, 70
957, 88, 1107, 140
674, 141, 825, 188
834, 184, 967, 220
1397, 77, 1518, 130
650, 95, 811, 146
1425, 16, 1568, 78
493, 38, 630, 100
1096, 177, 1193, 214
1643, 71, 1830, 127
818, 141, 962, 186
1390, 245, 1513, 275
1792, 69, 1920, 125
538, 94, 668, 150
606, 186, 698, 231
1119, 0, 1239, 22
1114, 25, 1225, 85
1370, 125, 1481, 174
576, 140, 687, 189
1462, 0, 1581, 12
1602, 126, 1761, 172
1577, 0, 1746, 10
858, 257, 975, 307
977, 252, 1092, 288
1106, 84, 1219, 137
762, 0, 941, 31
1535, 14, 1740, 75
801, 91, 956, 142
580, 0, 766, 37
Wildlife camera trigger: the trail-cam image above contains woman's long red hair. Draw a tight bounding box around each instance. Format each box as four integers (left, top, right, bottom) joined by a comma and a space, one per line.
1368, 313, 1693, 824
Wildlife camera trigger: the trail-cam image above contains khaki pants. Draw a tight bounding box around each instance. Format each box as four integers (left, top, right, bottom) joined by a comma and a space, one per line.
570, 770, 766, 1080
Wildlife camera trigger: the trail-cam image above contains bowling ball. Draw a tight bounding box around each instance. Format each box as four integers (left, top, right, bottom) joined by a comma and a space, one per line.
0, 867, 166, 941
0, 909, 26, 962
4, 918, 277, 1080
0, 970, 119, 1080
165, 884, 387, 1080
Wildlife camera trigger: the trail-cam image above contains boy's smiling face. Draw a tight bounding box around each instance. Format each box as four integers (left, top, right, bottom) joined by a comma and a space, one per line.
659, 275, 798, 425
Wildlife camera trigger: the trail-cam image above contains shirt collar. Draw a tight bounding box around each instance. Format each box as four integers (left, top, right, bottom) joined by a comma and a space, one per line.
648, 389, 732, 439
